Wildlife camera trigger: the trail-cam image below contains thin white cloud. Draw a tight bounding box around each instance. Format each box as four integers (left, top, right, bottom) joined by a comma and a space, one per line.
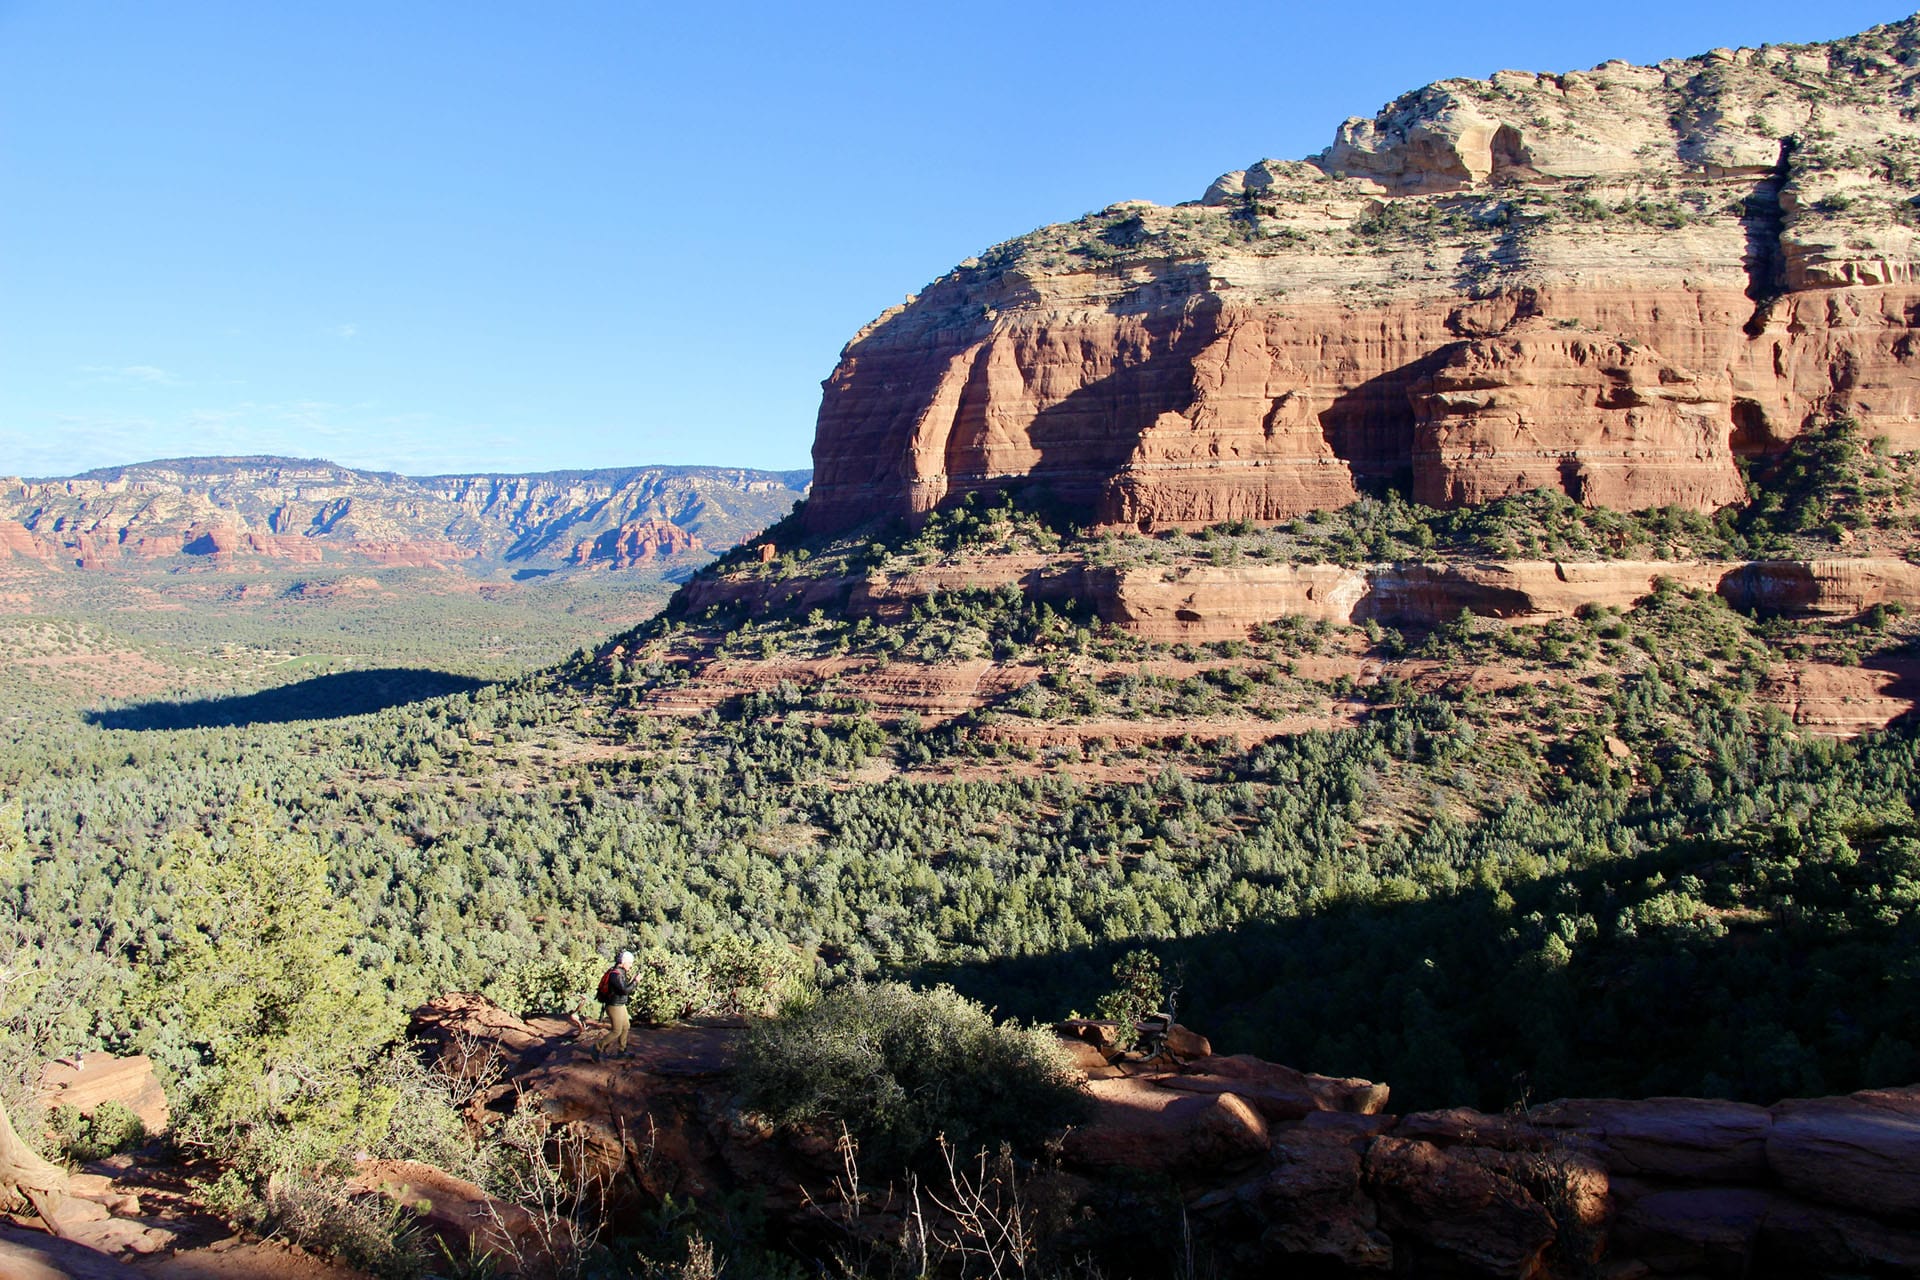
2, 399, 554, 478
77, 364, 183, 387
335, 324, 358, 340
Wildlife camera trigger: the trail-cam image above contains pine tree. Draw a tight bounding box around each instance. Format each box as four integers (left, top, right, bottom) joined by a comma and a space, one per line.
142, 797, 395, 1174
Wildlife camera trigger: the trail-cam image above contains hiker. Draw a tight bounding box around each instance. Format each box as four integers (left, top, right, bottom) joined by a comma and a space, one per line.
597, 950, 637, 1056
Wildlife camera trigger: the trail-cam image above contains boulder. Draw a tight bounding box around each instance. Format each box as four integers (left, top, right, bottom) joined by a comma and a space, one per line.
1757, 1196, 1920, 1274
1452, 1146, 1612, 1240
62, 1215, 176, 1257
1253, 1130, 1394, 1272
37, 1195, 109, 1231
1190, 1092, 1269, 1167
1363, 1136, 1556, 1279
1054, 1018, 1122, 1052
349, 1158, 546, 1272
1767, 1087, 1920, 1220
1165, 1055, 1389, 1120
37, 1055, 168, 1135
1610, 1187, 1773, 1277
1162, 1023, 1212, 1062
63, 1173, 137, 1218
1066, 1077, 1267, 1174
1527, 1097, 1772, 1182
1054, 1037, 1116, 1078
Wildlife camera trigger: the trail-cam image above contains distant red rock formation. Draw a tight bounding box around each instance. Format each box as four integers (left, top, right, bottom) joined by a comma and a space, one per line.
0, 521, 53, 560
567, 519, 700, 568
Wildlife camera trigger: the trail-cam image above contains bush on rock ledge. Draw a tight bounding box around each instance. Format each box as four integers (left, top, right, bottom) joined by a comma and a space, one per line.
737, 982, 1087, 1171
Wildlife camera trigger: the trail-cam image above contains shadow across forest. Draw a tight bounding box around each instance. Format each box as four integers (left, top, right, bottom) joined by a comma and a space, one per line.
87, 668, 489, 730
913, 841, 1920, 1114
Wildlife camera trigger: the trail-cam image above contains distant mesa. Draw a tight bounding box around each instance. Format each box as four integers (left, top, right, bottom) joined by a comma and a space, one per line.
0, 457, 809, 576
802, 17, 1920, 534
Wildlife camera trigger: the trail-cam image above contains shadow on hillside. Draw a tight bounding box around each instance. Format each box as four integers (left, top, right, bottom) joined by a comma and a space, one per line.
910, 843, 1920, 1114
87, 668, 488, 730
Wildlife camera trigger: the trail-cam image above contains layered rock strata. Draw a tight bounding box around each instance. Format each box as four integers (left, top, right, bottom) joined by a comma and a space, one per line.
807, 20, 1920, 534
679, 554, 1920, 637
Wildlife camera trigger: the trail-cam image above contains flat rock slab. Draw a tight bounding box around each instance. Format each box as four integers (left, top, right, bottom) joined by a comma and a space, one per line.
1768, 1088, 1920, 1220
1398, 1107, 1560, 1152
1175, 1054, 1389, 1116
1614, 1187, 1775, 1272
130, 1236, 371, 1278
1064, 1076, 1269, 1172
0, 1226, 146, 1279
614, 1024, 740, 1076
1528, 1097, 1772, 1182
66, 1216, 177, 1256
38, 1054, 169, 1135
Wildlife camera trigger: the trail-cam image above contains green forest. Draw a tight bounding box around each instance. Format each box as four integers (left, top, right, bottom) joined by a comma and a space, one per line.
4, 421, 1920, 1275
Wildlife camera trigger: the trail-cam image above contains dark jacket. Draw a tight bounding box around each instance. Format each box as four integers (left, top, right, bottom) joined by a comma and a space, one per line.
602, 965, 634, 1008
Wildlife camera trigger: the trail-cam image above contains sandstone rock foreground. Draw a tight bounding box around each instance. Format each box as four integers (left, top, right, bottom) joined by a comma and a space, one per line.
805, 19, 1920, 536
411, 994, 1920, 1278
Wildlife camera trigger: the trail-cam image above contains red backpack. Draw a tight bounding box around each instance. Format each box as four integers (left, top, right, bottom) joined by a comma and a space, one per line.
596, 966, 618, 1002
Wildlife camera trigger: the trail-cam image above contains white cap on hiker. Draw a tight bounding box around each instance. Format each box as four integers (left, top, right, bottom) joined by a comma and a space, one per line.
619, 950, 635, 965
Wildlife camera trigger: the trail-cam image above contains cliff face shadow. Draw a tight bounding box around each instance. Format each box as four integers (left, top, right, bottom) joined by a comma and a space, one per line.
87, 668, 488, 730
938, 297, 1225, 522
1740, 139, 1795, 310
1317, 349, 1448, 500
910, 843, 1920, 1114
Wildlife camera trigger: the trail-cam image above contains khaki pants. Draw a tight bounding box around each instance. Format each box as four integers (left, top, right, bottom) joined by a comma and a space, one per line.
605, 1004, 630, 1053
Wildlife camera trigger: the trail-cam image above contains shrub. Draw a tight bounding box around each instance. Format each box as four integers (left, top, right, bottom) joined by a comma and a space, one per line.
693, 935, 803, 1018
737, 983, 1086, 1170
201, 1168, 427, 1279
47, 1100, 146, 1162
629, 948, 700, 1024
623, 937, 803, 1025
1093, 949, 1166, 1049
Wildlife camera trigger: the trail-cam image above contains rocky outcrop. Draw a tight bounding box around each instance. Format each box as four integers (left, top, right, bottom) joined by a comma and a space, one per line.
412, 994, 1920, 1279
1718, 557, 1920, 617
566, 519, 701, 568
347, 1160, 548, 1273
1408, 319, 1747, 510
37, 1055, 168, 1137
679, 550, 1920, 642
805, 20, 1920, 535
0, 522, 53, 561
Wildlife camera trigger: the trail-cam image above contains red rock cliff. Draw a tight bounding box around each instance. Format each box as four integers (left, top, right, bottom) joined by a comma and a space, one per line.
807, 21, 1920, 533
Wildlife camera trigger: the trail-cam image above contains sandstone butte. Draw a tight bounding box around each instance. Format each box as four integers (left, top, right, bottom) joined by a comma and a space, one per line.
804, 18, 1920, 536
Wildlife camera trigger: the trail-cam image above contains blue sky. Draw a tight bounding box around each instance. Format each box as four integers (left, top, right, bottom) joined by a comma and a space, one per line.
2, 2, 1911, 478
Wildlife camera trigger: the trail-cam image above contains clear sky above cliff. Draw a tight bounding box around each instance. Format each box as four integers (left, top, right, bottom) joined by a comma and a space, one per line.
1, 1, 1911, 477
